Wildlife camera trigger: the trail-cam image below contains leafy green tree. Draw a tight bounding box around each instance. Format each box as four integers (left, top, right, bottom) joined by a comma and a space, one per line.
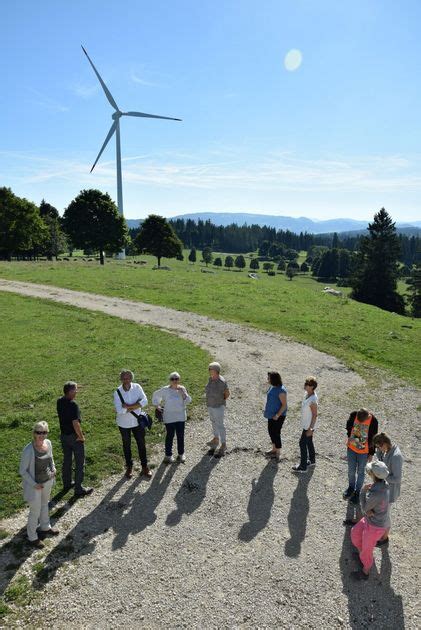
41, 214, 68, 260
39, 199, 59, 220
351, 208, 405, 314
202, 246, 213, 266
285, 248, 299, 261
407, 264, 421, 317
188, 247, 197, 263
263, 262, 274, 272
286, 262, 298, 280
224, 255, 234, 269
300, 261, 309, 272
268, 243, 283, 259
63, 189, 128, 265
235, 255, 246, 270
213, 257, 222, 267
250, 258, 260, 270
38, 199, 67, 260
0, 187, 47, 260
277, 259, 286, 271
135, 213, 182, 268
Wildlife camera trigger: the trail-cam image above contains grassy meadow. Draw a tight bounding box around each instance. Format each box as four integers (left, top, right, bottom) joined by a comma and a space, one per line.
0, 255, 420, 388
0, 292, 210, 519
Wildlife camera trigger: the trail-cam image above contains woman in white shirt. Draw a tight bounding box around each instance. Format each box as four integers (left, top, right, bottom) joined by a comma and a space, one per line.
113, 369, 152, 479
292, 376, 318, 473
152, 372, 192, 463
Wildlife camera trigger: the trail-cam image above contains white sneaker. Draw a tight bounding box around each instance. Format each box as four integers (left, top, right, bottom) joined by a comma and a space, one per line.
164, 455, 174, 464
177, 454, 186, 463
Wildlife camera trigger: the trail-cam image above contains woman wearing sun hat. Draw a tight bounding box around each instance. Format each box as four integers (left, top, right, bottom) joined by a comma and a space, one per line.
152, 372, 192, 463
350, 460, 390, 580
19, 421, 59, 547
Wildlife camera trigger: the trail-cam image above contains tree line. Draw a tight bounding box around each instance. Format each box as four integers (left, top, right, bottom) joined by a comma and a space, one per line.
164, 217, 419, 267
1, 187, 419, 316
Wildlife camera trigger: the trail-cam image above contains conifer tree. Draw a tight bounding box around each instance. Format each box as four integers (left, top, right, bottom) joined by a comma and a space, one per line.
350, 208, 405, 314
407, 264, 421, 317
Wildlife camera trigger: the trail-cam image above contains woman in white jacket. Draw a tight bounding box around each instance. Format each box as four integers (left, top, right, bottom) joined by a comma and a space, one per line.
19, 421, 59, 547
152, 372, 192, 463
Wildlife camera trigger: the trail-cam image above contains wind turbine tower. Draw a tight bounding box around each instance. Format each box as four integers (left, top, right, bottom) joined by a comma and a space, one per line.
82, 46, 181, 259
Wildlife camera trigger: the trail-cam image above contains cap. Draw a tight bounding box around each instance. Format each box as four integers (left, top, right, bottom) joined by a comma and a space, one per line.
366, 460, 389, 480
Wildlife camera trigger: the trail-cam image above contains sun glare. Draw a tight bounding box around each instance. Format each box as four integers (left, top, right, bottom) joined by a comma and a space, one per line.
284, 49, 303, 72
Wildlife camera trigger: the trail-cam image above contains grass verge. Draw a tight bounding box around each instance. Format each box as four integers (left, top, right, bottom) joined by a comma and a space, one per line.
0, 292, 210, 519
0, 257, 419, 386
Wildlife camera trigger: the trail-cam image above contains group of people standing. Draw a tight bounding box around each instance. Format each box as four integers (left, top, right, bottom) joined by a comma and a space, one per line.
19, 361, 403, 583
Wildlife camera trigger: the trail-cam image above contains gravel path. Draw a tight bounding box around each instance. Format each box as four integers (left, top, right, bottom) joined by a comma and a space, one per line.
0, 279, 419, 630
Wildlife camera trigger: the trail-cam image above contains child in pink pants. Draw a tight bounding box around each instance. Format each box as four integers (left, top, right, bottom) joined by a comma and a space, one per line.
350, 460, 390, 580
351, 517, 387, 573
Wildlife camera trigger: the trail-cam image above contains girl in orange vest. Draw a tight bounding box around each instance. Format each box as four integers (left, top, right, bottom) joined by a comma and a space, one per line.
343, 408, 378, 504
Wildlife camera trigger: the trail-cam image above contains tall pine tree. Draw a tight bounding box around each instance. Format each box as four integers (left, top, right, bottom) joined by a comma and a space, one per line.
351, 208, 405, 314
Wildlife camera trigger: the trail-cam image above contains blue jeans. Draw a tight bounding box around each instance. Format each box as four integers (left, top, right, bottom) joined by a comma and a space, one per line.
347, 449, 368, 493
165, 422, 185, 456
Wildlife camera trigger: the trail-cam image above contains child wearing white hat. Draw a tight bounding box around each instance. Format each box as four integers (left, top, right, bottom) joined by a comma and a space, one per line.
350, 460, 390, 580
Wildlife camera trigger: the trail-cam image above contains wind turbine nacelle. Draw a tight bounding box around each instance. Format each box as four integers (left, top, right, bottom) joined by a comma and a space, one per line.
112, 111, 122, 120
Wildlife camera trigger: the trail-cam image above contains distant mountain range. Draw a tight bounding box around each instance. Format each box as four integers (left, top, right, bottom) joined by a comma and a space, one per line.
126, 213, 421, 235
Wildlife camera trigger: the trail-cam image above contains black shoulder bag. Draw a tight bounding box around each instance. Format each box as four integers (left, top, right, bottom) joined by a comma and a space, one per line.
116, 389, 152, 430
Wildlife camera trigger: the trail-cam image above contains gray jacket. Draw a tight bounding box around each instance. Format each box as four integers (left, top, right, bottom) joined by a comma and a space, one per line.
376, 444, 403, 503
360, 480, 390, 528
19, 440, 55, 503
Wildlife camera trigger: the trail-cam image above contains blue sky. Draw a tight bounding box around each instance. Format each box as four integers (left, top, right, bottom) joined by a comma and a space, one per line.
1, 0, 420, 221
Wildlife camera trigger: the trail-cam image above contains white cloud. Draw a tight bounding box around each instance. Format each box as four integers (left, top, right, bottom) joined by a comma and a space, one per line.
27, 88, 69, 113
1, 148, 421, 197
130, 71, 159, 88
69, 82, 100, 99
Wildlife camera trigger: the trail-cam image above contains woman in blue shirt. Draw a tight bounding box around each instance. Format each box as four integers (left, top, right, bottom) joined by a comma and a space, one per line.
264, 371, 287, 462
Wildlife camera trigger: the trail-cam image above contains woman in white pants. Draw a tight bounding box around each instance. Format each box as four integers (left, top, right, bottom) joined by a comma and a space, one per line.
19, 421, 59, 547
205, 362, 230, 457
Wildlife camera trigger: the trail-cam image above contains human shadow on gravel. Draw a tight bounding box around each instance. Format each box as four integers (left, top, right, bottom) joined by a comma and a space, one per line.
112, 462, 177, 549
166, 454, 219, 526
0, 493, 79, 597
0, 526, 38, 598
284, 468, 314, 557
31, 476, 134, 589
339, 503, 404, 629
238, 461, 278, 542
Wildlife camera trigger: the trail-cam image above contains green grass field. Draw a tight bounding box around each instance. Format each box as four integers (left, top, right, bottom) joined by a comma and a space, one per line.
0, 256, 419, 387
0, 292, 210, 519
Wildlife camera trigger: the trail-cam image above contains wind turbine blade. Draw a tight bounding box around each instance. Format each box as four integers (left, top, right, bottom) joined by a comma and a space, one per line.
124, 111, 182, 121
90, 121, 117, 172
81, 45, 119, 111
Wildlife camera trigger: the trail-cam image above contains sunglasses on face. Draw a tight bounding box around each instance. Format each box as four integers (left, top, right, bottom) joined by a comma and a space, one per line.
170, 377, 180, 381
35, 431, 48, 435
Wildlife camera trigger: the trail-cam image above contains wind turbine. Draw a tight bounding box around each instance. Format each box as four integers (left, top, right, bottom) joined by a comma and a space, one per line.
81, 45, 181, 259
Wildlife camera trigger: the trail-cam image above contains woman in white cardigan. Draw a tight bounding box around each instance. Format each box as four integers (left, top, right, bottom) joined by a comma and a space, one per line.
19, 421, 59, 547
152, 372, 192, 464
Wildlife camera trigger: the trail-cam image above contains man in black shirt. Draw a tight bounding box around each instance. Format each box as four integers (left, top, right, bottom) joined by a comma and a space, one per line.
57, 381, 93, 498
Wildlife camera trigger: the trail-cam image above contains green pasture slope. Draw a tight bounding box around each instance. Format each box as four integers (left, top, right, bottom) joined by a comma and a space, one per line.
0, 256, 420, 387
0, 292, 210, 519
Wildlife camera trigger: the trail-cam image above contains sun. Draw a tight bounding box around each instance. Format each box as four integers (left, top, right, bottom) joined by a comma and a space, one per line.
284, 49, 303, 72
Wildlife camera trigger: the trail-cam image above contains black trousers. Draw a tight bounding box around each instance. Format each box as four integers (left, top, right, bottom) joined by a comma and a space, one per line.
267, 416, 286, 449
119, 425, 147, 467
299, 429, 315, 469
165, 422, 185, 456
61, 433, 85, 493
